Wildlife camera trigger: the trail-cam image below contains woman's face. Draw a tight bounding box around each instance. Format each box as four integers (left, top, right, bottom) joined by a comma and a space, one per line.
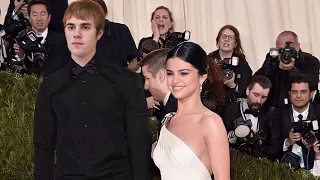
152, 9, 173, 35
217, 28, 237, 53
166, 57, 206, 100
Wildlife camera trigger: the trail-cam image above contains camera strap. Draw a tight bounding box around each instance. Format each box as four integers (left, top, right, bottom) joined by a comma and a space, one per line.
240, 99, 259, 132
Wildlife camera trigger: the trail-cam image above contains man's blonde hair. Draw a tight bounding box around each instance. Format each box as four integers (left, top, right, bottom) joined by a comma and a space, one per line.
63, 0, 106, 35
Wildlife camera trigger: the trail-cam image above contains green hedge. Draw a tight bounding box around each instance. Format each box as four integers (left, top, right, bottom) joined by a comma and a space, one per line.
0, 71, 319, 180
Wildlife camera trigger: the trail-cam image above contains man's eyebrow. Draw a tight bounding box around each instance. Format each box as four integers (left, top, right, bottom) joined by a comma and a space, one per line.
80, 23, 92, 26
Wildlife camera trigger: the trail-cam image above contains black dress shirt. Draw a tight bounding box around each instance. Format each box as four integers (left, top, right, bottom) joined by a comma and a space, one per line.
33, 54, 151, 180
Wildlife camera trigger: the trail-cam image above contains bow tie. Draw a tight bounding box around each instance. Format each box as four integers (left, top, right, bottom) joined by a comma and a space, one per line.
71, 63, 98, 79
244, 109, 259, 117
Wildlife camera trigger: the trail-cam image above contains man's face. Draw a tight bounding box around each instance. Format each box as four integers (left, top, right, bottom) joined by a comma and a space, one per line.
289, 82, 312, 109
142, 65, 165, 101
276, 34, 300, 52
246, 83, 270, 113
65, 17, 103, 61
29, 4, 51, 34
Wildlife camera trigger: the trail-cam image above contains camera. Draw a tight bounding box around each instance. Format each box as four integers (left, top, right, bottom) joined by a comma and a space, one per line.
293, 119, 319, 144
164, 30, 191, 48
216, 57, 239, 80
16, 0, 31, 3
269, 41, 297, 65
233, 117, 252, 138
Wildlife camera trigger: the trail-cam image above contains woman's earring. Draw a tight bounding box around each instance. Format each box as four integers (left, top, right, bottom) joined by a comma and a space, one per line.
200, 84, 203, 92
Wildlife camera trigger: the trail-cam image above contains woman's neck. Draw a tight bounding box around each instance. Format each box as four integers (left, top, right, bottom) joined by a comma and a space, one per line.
219, 49, 233, 60
175, 92, 205, 117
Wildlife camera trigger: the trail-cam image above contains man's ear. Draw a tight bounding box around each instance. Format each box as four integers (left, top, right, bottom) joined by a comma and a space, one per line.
97, 29, 104, 40
158, 69, 166, 83
246, 87, 249, 96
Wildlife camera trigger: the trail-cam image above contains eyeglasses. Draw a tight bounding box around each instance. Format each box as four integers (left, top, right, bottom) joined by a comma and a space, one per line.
220, 34, 236, 41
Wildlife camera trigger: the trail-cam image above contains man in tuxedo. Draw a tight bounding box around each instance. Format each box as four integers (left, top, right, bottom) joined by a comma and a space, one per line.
33, 1, 151, 179
93, 0, 140, 71
280, 74, 320, 172
140, 48, 178, 122
14, 0, 70, 76
224, 75, 282, 161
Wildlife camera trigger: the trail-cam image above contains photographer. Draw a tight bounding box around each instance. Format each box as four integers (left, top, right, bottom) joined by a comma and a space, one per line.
5, 0, 68, 33
224, 75, 282, 161
12, 0, 69, 76
208, 25, 252, 103
255, 31, 319, 108
5, 0, 29, 23
280, 74, 320, 174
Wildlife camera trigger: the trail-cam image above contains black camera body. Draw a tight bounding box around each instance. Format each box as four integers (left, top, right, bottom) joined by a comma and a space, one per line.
216, 57, 239, 80
269, 41, 297, 65
164, 30, 190, 48
293, 119, 319, 144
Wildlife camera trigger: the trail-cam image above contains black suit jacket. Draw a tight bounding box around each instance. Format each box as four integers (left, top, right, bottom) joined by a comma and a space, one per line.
223, 101, 282, 160
280, 103, 320, 170
33, 54, 151, 180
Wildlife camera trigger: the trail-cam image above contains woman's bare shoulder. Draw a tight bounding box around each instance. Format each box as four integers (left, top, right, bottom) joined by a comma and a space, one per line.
200, 111, 226, 133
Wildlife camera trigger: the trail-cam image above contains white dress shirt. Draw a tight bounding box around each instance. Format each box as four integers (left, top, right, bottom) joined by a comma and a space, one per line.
163, 92, 171, 106
36, 28, 48, 44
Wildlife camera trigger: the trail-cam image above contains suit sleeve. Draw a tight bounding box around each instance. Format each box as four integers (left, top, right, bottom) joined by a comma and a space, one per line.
124, 73, 152, 180
33, 81, 56, 180
119, 24, 138, 63
298, 54, 319, 91
236, 60, 252, 97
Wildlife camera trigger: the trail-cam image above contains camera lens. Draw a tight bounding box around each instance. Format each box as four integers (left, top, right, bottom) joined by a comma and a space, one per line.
223, 69, 233, 80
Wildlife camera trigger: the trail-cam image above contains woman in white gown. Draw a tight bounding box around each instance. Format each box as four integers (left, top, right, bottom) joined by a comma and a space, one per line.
152, 42, 230, 180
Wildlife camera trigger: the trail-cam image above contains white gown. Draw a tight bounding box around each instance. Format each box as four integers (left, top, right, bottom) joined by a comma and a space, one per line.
152, 113, 212, 180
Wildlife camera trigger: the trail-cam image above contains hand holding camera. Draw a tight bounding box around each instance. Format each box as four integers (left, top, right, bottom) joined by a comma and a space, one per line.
223, 72, 236, 89
286, 129, 301, 146
313, 141, 320, 160
13, 43, 25, 59
279, 58, 295, 71
14, 0, 28, 17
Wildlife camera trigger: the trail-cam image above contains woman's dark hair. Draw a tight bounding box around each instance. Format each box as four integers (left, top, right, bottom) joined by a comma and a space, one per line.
167, 42, 228, 107
167, 42, 207, 75
215, 25, 245, 60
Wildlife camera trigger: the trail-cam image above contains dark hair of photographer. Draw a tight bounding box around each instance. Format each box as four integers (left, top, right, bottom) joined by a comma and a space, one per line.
207, 25, 253, 102
27, 0, 51, 16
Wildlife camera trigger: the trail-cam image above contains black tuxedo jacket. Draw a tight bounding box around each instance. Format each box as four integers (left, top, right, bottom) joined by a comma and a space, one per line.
27, 30, 70, 77
223, 101, 282, 160
33, 54, 151, 180
280, 103, 320, 170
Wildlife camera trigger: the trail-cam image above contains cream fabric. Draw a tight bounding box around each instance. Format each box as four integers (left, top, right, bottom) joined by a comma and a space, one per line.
153, 113, 212, 180
1, 0, 319, 72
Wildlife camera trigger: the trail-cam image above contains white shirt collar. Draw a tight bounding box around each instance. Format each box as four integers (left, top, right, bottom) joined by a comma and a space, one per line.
36, 28, 48, 44
163, 92, 171, 106
292, 103, 309, 122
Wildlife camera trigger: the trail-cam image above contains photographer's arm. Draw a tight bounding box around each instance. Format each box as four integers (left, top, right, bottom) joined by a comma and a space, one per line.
310, 142, 320, 176
236, 61, 252, 97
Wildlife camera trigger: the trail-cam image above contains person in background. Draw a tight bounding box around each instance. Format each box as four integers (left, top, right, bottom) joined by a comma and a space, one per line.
33, 1, 151, 179
207, 25, 252, 103
93, 0, 140, 71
